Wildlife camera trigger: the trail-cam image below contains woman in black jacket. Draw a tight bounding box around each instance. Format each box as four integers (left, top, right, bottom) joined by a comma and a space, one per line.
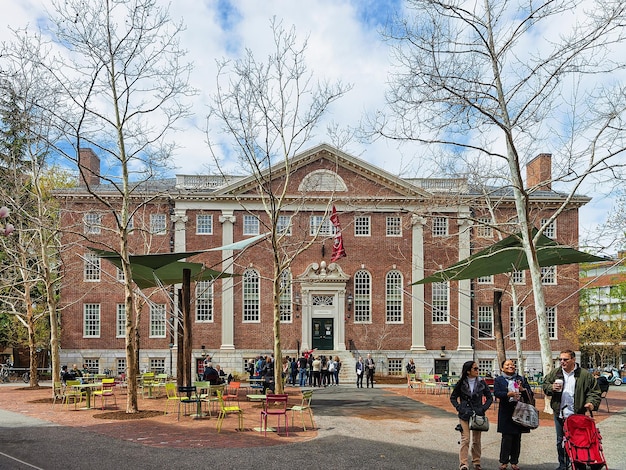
494, 359, 534, 470
450, 360, 493, 470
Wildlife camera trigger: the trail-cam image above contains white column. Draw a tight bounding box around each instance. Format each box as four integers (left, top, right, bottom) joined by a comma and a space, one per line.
219, 211, 236, 350
172, 209, 188, 252
336, 288, 347, 351
300, 287, 311, 352
411, 215, 426, 350
457, 219, 473, 351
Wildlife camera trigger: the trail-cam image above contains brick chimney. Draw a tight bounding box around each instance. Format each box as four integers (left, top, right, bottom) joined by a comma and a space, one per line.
526, 153, 551, 191
78, 148, 100, 187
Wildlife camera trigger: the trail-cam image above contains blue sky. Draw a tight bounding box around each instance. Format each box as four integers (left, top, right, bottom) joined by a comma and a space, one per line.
1, 0, 622, 253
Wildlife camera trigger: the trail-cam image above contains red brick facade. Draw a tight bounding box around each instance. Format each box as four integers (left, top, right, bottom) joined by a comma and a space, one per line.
55, 144, 586, 377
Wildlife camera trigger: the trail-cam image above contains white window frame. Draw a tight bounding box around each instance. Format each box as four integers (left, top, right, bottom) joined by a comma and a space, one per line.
477, 275, 493, 284
83, 303, 101, 338
476, 218, 492, 238
116, 304, 126, 338
509, 306, 526, 339
243, 269, 260, 322
195, 280, 214, 322
243, 215, 260, 235
385, 270, 403, 323
309, 215, 333, 236
478, 305, 494, 338
546, 306, 557, 339
354, 270, 372, 323
432, 282, 450, 323
542, 218, 556, 239
83, 252, 101, 282
84, 212, 101, 234
150, 304, 167, 338
541, 265, 557, 285
386, 216, 402, 237
196, 214, 213, 235
511, 269, 525, 285
279, 270, 292, 323
432, 217, 448, 237
354, 216, 371, 236
277, 215, 292, 236
150, 214, 167, 235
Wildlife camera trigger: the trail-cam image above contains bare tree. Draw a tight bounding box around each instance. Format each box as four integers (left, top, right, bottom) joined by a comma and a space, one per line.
0, 31, 72, 388
205, 19, 350, 393
370, 1, 626, 404
24, 0, 195, 412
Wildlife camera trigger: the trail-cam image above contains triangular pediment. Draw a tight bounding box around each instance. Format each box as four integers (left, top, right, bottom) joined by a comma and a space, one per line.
297, 261, 351, 283
212, 143, 433, 200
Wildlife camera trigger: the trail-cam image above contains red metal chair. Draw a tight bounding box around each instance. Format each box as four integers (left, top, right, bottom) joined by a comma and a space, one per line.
260, 393, 289, 436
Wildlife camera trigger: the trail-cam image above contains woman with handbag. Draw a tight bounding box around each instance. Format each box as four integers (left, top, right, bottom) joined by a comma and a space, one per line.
450, 360, 493, 470
494, 359, 535, 470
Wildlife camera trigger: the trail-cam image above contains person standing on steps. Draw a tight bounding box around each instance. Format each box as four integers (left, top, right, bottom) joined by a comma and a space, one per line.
365, 353, 376, 388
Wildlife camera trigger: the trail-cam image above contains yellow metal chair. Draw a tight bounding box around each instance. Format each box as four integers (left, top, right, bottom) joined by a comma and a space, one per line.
63, 380, 85, 409
289, 389, 314, 431
93, 378, 117, 410
163, 382, 181, 415
216, 390, 244, 433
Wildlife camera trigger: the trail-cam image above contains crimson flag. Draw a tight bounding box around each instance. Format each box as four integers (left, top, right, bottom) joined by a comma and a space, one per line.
330, 205, 346, 261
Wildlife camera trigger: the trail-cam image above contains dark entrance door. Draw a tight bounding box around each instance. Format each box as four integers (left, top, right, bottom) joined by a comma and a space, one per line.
434, 359, 449, 376
312, 318, 334, 350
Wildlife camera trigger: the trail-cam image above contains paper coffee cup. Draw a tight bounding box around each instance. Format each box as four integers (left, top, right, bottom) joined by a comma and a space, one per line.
554, 379, 563, 390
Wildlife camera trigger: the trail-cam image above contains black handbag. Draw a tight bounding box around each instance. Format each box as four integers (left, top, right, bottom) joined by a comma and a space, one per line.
469, 412, 489, 431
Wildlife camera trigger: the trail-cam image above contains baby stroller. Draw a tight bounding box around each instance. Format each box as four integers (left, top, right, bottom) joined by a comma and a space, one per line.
563, 414, 608, 470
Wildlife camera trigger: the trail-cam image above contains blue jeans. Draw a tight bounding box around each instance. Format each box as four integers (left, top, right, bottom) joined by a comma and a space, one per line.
554, 414, 568, 469
298, 368, 307, 386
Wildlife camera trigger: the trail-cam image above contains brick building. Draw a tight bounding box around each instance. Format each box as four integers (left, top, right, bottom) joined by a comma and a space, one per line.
55, 144, 588, 379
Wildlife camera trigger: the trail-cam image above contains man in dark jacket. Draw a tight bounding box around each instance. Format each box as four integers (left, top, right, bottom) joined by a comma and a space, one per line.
202, 362, 220, 385
542, 349, 601, 470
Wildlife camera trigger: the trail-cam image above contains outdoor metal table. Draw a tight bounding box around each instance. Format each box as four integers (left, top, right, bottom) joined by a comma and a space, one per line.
70, 382, 102, 409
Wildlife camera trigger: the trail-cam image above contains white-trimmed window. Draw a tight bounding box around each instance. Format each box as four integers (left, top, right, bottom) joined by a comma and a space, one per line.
243, 269, 260, 322
150, 304, 167, 338
354, 216, 371, 236
83, 252, 101, 282
512, 269, 525, 284
542, 218, 556, 239
433, 217, 448, 236
478, 305, 494, 338
196, 280, 214, 322
309, 215, 333, 236
277, 215, 292, 235
116, 304, 126, 338
197, 214, 213, 234
83, 304, 101, 337
243, 215, 260, 235
83, 359, 99, 374
432, 282, 449, 323
388, 359, 403, 376
126, 215, 134, 233
150, 214, 167, 235
150, 358, 166, 374
478, 359, 494, 376
546, 306, 557, 339
385, 270, 403, 323
476, 218, 492, 238
116, 358, 126, 376
386, 216, 402, 236
477, 275, 493, 284
84, 212, 101, 234
509, 306, 526, 339
279, 270, 292, 323
354, 270, 371, 323
541, 265, 557, 284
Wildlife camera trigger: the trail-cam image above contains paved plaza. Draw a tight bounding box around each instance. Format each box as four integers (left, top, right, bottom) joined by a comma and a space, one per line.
0, 381, 625, 469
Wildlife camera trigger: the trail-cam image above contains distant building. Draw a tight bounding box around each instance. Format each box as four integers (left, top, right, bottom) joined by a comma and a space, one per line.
54, 144, 587, 378
579, 251, 626, 367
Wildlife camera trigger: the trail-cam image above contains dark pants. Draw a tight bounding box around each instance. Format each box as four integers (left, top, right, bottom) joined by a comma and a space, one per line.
499, 433, 522, 465
356, 372, 363, 387
554, 414, 568, 469
366, 370, 375, 387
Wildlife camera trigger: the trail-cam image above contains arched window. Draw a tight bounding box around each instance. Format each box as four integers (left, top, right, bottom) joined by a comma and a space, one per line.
386, 270, 403, 323
279, 269, 292, 323
243, 269, 260, 322
353, 270, 371, 323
